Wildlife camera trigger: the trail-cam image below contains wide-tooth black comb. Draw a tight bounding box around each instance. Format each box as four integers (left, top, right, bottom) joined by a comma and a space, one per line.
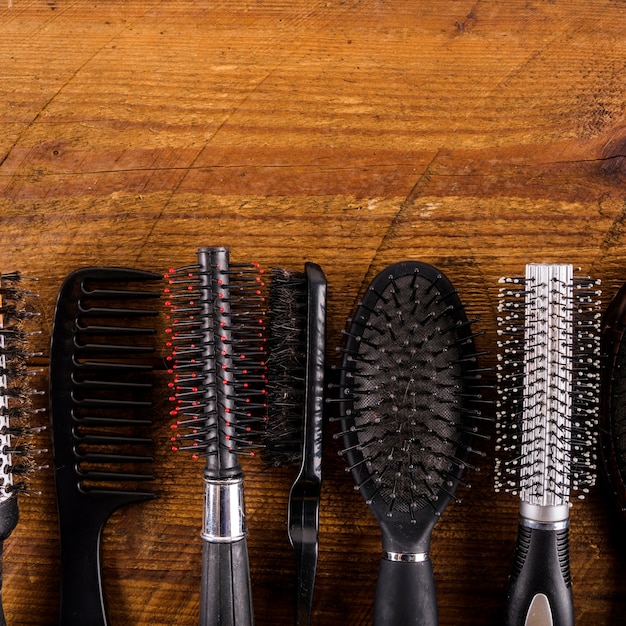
49, 267, 161, 626
165, 247, 267, 626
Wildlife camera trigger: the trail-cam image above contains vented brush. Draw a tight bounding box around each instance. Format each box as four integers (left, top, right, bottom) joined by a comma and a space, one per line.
334, 260, 488, 625
495, 263, 601, 626
49, 267, 161, 626
0, 272, 44, 626
165, 247, 267, 626
263, 262, 327, 626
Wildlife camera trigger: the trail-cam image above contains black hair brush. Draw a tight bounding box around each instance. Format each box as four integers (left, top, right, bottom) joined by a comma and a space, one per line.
600, 281, 626, 523
495, 263, 601, 626
0, 272, 45, 626
263, 262, 327, 626
334, 260, 489, 625
49, 267, 161, 626
165, 246, 267, 626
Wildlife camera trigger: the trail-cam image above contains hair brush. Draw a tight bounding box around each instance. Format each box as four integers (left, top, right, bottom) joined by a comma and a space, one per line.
263, 262, 327, 626
495, 263, 601, 626
0, 272, 44, 626
334, 260, 489, 625
600, 282, 626, 522
165, 246, 267, 626
49, 267, 161, 626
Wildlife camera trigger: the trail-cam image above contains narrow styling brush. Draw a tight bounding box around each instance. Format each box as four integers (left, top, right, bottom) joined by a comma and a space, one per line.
495, 263, 601, 626
334, 260, 489, 625
165, 247, 267, 626
0, 272, 44, 626
263, 262, 327, 626
49, 267, 161, 626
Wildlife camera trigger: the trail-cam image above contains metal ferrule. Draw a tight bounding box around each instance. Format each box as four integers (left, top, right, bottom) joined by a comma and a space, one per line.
202, 476, 246, 542
519, 502, 570, 531
384, 551, 430, 563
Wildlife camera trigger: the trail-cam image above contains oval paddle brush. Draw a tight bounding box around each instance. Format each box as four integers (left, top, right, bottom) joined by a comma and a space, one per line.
334, 260, 489, 626
495, 263, 601, 626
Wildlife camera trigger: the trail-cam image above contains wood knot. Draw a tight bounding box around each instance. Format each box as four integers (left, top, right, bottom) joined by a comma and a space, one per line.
600, 128, 626, 183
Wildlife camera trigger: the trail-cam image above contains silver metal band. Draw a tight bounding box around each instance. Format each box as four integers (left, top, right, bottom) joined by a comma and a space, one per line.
384, 551, 430, 563
202, 476, 246, 542
520, 502, 570, 531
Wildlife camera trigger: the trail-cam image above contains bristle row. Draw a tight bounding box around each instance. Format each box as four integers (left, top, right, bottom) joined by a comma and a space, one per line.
165, 248, 267, 470
495, 265, 601, 504
0, 272, 44, 500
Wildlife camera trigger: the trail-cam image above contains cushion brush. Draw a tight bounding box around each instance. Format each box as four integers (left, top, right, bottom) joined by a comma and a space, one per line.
165, 246, 267, 626
495, 263, 601, 626
333, 260, 489, 625
49, 267, 162, 626
263, 262, 327, 626
0, 272, 45, 626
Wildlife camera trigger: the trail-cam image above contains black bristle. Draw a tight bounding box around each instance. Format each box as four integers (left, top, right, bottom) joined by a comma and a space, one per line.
263, 268, 308, 468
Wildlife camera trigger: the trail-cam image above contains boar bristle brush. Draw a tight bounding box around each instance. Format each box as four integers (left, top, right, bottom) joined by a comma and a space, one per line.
333, 260, 489, 625
49, 267, 161, 626
0, 272, 44, 626
495, 263, 601, 626
263, 262, 327, 626
165, 246, 267, 626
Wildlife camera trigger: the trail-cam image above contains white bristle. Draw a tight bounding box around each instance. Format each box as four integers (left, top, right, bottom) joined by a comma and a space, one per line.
495, 264, 601, 504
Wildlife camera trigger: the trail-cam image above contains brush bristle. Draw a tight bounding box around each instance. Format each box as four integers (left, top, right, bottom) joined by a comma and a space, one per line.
335, 262, 488, 521
165, 248, 268, 468
495, 263, 601, 503
0, 272, 45, 499
262, 268, 308, 467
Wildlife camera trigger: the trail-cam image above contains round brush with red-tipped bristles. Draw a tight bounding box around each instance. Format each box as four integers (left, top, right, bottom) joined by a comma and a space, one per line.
0, 272, 45, 626
164, 247, 267, 626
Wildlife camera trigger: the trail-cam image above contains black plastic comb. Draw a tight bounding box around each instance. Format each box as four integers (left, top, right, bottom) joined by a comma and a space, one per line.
334, 260, 489, 625
49, 267, 161, 626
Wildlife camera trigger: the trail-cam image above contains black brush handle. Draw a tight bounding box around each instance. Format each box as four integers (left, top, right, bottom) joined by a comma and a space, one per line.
199, 538, 254, 626
373, 557, 437, 626
0, 497, 19, 626
505, 523, 573, 626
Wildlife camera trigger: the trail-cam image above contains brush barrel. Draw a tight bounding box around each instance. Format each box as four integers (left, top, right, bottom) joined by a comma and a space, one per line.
373, 553, 437, 626
505, 517, 573, 626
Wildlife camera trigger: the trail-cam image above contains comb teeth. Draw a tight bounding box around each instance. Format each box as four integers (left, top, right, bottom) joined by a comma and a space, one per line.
495, 263, 601, 503
164, 248, 267, 470
50, 268, 161, 495
0, 271, 45, 500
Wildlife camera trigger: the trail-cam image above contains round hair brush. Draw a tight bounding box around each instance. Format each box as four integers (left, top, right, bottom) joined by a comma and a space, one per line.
334, 260, 489, 625
495, 263, 601, 626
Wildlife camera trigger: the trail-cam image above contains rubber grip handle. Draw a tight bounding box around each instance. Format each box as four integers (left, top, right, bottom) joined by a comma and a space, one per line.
199, 538, 254, 626
0, 497, 19, 626
504, 524, 573, 626
373, 557, 437, 626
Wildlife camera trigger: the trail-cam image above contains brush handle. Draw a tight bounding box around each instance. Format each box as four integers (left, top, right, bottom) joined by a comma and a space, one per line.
505, 523, 573, 626
199, 538, 254, 626
0, 497, 19, 626
373, 556, 438, 626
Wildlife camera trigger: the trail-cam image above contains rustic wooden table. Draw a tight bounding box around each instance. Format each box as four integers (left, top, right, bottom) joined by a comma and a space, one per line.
2, 1, 626, 624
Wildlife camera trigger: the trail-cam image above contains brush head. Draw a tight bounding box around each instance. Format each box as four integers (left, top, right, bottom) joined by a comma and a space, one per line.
0, 272, 44, 504
495, 263, 601, 507
164, 247, 268, 478
263, 267, 309, 467
600, 282, 626, 521
49, 267, 161, 501
335, 261, 487, 548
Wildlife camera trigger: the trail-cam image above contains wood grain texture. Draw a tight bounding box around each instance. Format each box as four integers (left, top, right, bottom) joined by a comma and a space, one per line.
1, 0, 626, 624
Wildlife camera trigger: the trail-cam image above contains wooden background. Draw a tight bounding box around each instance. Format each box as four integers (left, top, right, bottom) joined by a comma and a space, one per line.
2, 0, 626, 624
